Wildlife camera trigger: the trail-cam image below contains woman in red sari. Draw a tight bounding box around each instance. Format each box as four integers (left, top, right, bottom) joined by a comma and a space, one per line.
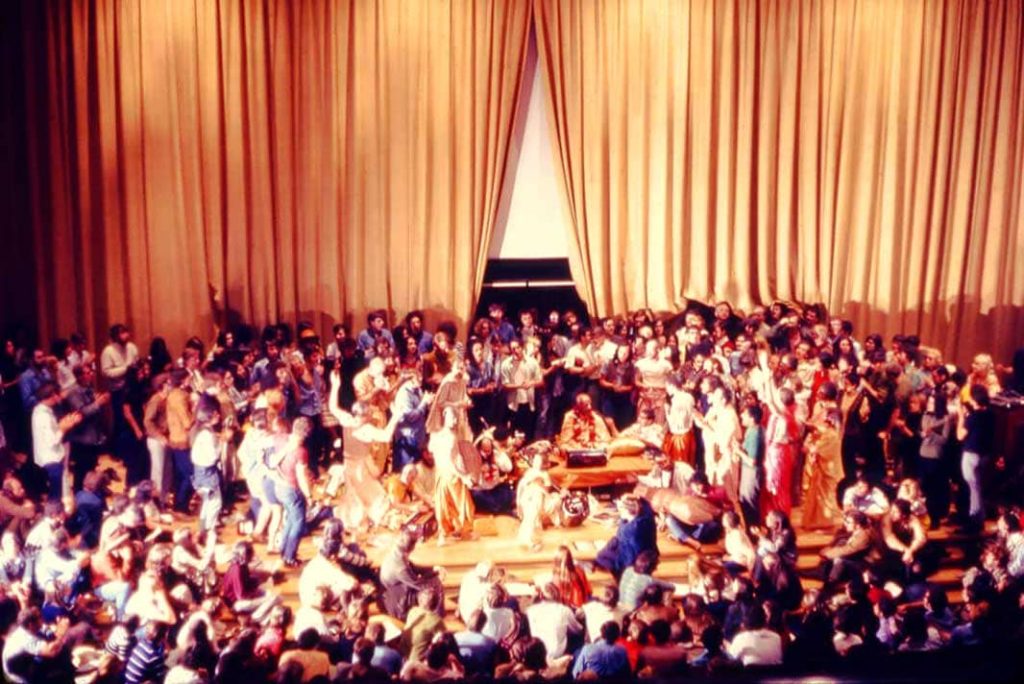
758, 352, 802, 518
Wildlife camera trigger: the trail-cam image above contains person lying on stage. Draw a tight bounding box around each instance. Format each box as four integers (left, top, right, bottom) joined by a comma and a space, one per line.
557, 394, 612, 451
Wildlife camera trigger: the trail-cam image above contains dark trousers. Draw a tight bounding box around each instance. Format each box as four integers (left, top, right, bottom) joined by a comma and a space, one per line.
919, 457, 949, 527
114, 431, 150, 487
169, 447, 194, 512
392, 437, 423, 473
302, 413, 327, 476
69, 442, 101, 493
508, 403, 536, 443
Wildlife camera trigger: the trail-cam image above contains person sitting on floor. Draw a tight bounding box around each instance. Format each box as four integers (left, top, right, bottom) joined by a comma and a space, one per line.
557, 394, 612, 451
595, 495, 659, 579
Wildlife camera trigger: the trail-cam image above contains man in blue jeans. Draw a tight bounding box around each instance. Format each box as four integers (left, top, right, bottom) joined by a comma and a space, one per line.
663, 473, 726, 546
272, 417, 313, 567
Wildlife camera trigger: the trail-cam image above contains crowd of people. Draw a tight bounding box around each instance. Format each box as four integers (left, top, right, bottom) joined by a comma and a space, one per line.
0, 298, 1022, 683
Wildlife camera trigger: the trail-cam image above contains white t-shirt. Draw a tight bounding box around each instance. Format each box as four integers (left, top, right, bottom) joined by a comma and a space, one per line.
526, 600, 583, 659
581, 601, 627, 643
293, 606, 330, 637
32, 403, 67, 468
2, 627, 45, 684
190, 429, 220, 468
298, 554, 357, 607
726, 628, 783, 666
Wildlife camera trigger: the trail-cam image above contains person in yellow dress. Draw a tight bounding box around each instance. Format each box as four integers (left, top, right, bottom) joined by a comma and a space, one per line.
801, 409, 844, 530
429, 407, 476, 545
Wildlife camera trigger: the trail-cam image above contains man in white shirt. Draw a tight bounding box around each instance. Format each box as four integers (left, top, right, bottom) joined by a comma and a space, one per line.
2, 608, 70, 683
525, 583, 583, 659
500, 339, 543, 441
581, 585, 627, 643
841, 476, 890, 519
99, 323, 139, 393
298, 545, 358, 609
31, 382, 81, 501
726, 608, 783, 666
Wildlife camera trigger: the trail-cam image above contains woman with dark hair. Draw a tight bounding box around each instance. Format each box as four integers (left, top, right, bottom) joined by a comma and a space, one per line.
551, 545, 591, 609
466, 338, 499, 434
599, 343, 636, 430
957, 384, 996, 533
758, 348, 802, 517
148, 337, 173, 374
919, 393, 953, 528
118, 359, 153, 487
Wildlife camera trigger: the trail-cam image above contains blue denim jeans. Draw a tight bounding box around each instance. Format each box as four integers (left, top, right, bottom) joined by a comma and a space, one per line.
276, 484, 307, 562
961, 450, 985, 523
42, 462, 64, 501
96, 580, 131, 620
170, 447, 194, 512
392, 436, 422, 473
192, 464, 223, 533
666, 515, 722, 544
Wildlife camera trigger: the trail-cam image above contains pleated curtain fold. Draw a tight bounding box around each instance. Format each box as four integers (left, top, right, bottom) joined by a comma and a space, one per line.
534, 0, 1024, 363
12, 0, 532, 350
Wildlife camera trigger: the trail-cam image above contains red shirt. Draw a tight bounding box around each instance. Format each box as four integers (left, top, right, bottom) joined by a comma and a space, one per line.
279, 445, 309, 490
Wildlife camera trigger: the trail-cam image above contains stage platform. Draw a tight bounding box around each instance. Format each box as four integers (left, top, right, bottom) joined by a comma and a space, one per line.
548, 454, 651, 489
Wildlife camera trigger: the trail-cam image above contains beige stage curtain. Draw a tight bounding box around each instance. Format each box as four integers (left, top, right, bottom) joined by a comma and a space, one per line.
535, 0, 1024, 363
17, 0, 531, 351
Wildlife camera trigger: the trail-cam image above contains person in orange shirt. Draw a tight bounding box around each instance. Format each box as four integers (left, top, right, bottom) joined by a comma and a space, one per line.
164, 369, 194, 514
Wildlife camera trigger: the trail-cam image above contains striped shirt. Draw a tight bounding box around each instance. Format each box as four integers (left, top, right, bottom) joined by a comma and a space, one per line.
124, 637, 167, 684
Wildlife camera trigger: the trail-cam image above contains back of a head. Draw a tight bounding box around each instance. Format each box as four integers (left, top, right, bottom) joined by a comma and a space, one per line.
600, 585, 619, 608
742, 605, 766, 631
600, 620, 621, 645
521, 637, 548, 671
354, 637, 376, 665
634, 549, 658, 576
418, 587, 440, 613
701, 624, 724, 652
467, 609, 488, 634
297, 628, 321, 650
425, 640, 450, 670
648, 619, 671, 645
641, 583, 664, 606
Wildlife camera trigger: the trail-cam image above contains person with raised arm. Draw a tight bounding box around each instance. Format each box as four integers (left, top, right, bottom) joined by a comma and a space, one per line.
329, 369, 409, 532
